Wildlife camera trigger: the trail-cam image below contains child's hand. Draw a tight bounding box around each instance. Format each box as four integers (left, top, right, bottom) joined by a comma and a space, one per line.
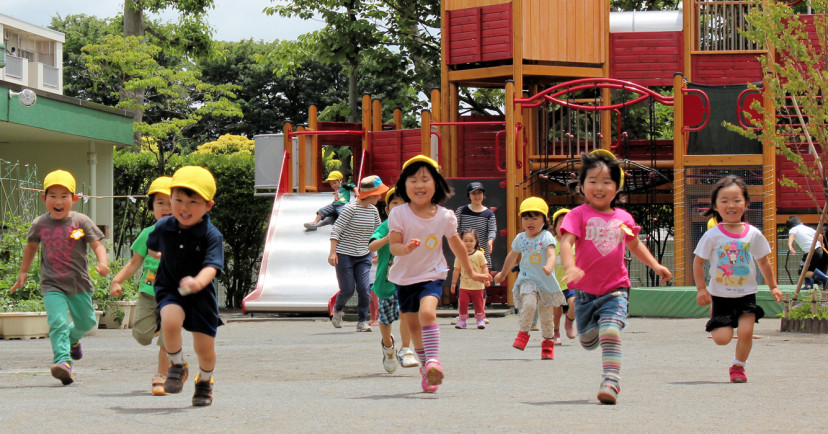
450, 284, 457, 294
110, 281, 123, 298
96, 263, 110, 277
494, 272, 505, 284
179, 276, 201, 295
696, 288, 712, 306
472, 272, 492, 284
542, 264, 553, 276
9, 272, 27, 293
406, 239, 421, 252
770, 287, 783, 302
653, 264, 672, 283
561, 266, 584, 285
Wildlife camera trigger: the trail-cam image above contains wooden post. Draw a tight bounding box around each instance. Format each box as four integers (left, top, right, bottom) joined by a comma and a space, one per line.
297, 125, 307, 193
283, 122, 293, 193
684, 0, 694, 82
421, 109, 432, 158
372, 98, 382, 133
393, 108, 402, 130
430, 88, 444, 172
672, 73, 687, 286
309, 105, 318, 191
505, 80, 517, 306
449, 84, 460, 177
761, 73, 777, 271
362, 93, 371, 178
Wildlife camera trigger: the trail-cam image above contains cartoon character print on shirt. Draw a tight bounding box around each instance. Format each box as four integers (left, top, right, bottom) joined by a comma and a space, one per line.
519, 236, 545, 277
584, 217, 625, 256
40, 225, 79, 278
715, 240, 751, 286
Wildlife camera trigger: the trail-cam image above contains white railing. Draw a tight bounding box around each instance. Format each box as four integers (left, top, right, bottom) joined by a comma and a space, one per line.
42, 64, 59, 89
5, 55, 24, 79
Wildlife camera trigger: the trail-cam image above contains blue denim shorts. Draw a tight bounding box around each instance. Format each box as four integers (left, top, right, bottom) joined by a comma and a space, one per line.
397, 280, 444, 314
574, 289, 628, 335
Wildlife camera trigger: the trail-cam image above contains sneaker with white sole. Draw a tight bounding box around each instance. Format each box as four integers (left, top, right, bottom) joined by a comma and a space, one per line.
331, 310, 344, 328
381, 336, 397, 373
450, 316, 459, 325
397, 347, 420, 368
356, 321, 372, 332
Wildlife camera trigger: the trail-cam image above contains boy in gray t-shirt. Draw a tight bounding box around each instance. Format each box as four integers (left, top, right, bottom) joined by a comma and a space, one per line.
11, 169, 108, 386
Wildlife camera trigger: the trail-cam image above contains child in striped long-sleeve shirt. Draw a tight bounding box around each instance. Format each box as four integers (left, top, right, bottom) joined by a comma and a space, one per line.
329, 175, 389, 332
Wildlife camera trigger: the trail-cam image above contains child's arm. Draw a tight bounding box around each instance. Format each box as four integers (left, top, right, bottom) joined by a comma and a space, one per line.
756, 255, 783, 302
110, 252, 145, 297
543, 244, 555, 276
450, 259, 460, 294
494, 250, 519, 284
179, 266, 219, 295
693, 255, 712, 306
560, 233, 582, 285
389, 231, 421, 256
89, 239, 109, 276
787, 235, 797, 254
447, 234, 491, 283
10, 242, 39, 293
626, 237, 672, 282
368, 236, 389, 253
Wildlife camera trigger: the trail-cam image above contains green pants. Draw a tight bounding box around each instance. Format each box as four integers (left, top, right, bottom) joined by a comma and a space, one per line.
44, 291, 97, 364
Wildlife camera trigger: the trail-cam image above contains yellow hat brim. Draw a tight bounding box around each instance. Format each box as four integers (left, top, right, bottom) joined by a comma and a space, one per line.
588, 149, 625, 189
402, 155, 439, 172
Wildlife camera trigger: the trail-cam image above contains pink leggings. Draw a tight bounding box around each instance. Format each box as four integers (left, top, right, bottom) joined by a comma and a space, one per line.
458, 289, 485, 320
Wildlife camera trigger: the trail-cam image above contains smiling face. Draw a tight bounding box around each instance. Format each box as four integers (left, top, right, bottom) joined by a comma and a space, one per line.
469, 189, 485, 206
404, 166, 436, 207
462, 232, 478, 254
151, 193, 173, 221
521, 212, 546, 237
582, 164, 617, 213
42, 185, 77, 220
713, 183, 747, 224
171, 188, 214, 229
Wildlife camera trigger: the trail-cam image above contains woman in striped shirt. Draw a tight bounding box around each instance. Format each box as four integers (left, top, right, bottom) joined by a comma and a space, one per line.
329, 175, 389, 332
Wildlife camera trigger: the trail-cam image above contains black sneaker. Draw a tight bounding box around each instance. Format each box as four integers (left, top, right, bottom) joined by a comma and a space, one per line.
70, 342, 83, 360
192, 374, 214, 406
165, 362, 189, 394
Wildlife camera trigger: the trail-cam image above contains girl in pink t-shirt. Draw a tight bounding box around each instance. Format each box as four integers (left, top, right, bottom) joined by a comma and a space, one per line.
559, 149, 672, 405
388, 155, 491, 393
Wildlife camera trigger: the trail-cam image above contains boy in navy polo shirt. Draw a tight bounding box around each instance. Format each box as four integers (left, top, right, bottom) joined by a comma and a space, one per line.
147, 165, 224, 407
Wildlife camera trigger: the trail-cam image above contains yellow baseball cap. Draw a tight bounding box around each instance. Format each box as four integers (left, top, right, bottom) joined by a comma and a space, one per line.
147, 176, 173, 196
170, 166, 216, 201
385, 187, 397, 204
325, 171, 343, 182
402, 155, 439, 172
551, 208, 571, 224
519, 197, 549, 216
43, 170, 76, 194
588, 149, 625, 189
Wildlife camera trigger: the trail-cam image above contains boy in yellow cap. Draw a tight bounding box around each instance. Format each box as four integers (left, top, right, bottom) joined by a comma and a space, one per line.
304, 170, 356, 231
11, 169, 109, 385
146, 166, 224, 406
109, 176, 173, 395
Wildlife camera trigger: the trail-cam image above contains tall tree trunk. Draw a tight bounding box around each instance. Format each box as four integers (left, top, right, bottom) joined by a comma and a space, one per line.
347, 64, 359, 123
124, 0, 146, 145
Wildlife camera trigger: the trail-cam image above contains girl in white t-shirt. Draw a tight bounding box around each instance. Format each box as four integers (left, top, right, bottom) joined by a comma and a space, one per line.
693, 175, 782, 384
388, 155, 491, 393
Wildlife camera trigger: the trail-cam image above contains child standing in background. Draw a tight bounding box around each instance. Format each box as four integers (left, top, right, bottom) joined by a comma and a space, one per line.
329, 175, 388, 332
388, 155, 491, 393
693, 175, 782, 383
450, 229, 489, 329
560, 150, 671, 405
494, 197, 565, 360
11, 170, 109, 385
109, 176, 173, 395
551, 208, 577, 343
369, 187, 419, 372
146, 166, 224, 406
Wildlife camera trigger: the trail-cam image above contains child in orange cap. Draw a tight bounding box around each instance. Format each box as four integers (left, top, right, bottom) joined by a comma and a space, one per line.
146, 166, 224, 406
11, 169, 109, 386
110, 176, 173, 395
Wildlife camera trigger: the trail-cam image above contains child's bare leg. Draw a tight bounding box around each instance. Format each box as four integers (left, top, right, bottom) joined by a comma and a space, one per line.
307, 213, 323, 225
192, 332, 216, 373
419, 295, 439, 327
710, 325, 735, 346
553, 305, 563, 332
734, 314, 756, 362
403, 312, 422, 350
399, 314, 411, 348
160, 304, 185, 356
157, 348, 169, 376
380, 324, 393, 348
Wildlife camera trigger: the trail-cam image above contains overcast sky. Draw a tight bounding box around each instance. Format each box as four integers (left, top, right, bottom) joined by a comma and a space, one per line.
3, 0, 324, 42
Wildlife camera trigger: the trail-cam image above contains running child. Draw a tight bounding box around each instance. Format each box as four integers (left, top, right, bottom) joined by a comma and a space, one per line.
560, 149, 672, 405
369, 187, 419, 372
146, 165, 224, 406
11, 169, 109, 385
109, 176, 173, 395
450, 229, 489, 329
693, 175, 782, 383
494, 197, 565, 360
550, 207, 577, 343
304, 170, 356, 230
329, 175, 388, 332
388, 155, 491, 393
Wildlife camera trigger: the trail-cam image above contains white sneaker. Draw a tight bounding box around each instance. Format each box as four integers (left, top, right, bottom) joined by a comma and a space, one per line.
397, 347, 420, 368
382, 337, 397, 373
331, 311, 344, 328
450, 316, 460, 325
356, 321, 372, 332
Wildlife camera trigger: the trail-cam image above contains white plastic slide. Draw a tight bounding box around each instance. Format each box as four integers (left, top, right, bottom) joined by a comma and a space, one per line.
243, 193, 339, 313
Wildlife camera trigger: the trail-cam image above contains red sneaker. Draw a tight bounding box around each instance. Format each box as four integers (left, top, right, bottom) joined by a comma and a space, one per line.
729, 365, 747, 383
541, 340, 555, 360
512, 331, 530, 351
